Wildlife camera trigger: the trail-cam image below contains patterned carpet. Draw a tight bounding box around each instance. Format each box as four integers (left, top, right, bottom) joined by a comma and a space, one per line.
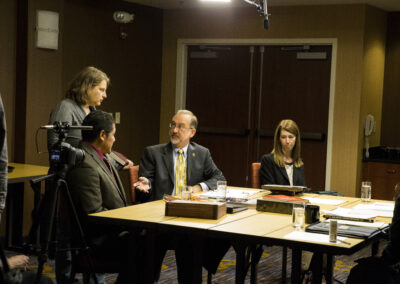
6, 239, 387, 283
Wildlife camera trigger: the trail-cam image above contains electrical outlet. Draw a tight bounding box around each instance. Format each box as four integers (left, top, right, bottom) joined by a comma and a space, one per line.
115, 112, 121, 124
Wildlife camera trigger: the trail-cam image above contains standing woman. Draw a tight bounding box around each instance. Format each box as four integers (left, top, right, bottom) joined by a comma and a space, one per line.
47, 66, 109, 150
259, 119, 305, 187
47, 67, 127, 284
47, 67, 109, 284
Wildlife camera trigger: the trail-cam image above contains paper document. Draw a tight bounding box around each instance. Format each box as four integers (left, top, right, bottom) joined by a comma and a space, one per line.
302, 197, 346, 205
323, 207, 377, 219
352, 203, 394, 218
200, 189, 260, 199
284, 231, 348, 244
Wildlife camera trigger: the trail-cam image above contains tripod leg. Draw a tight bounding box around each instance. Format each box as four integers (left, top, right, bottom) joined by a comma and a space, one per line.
26, 179, 53, 253
34, 179, 61, 284
62, 180, 101, 284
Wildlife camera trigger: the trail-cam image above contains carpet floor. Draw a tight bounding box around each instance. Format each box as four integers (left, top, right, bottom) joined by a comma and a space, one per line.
6, 239, 387, 283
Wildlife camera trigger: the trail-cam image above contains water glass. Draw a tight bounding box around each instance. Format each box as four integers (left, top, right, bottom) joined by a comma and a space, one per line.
292, 203, 305, 230
216, 181, 227, 202
181, 186, 192, 200
361, 181, 372, 203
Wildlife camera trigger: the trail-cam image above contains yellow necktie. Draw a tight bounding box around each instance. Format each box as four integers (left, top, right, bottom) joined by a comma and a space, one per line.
175, 149, 186, 196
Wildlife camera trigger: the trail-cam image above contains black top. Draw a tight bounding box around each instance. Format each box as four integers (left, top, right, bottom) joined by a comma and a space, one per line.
259, 153, 306, 187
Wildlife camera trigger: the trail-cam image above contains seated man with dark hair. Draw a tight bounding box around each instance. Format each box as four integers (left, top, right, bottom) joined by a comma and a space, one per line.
66, 110, 138, 284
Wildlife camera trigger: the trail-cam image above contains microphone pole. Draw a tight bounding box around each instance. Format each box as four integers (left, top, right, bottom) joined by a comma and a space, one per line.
262, 0, 269, 29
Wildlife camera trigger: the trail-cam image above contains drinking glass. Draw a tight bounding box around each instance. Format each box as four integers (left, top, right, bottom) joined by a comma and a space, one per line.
216, 181, 227, 202
181, 186, 192, 200
361, 181, 372, 203
292, 203, 305, 230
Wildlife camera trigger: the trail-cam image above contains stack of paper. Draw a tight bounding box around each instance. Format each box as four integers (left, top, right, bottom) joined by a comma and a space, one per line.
200, 189, 260, 199
352, 202, 394, 218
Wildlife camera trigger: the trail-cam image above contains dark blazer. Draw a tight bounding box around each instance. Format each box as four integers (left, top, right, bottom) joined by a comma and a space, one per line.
138, 142, 225, 202
67, 142, 127, 240
259, 153, 305, 186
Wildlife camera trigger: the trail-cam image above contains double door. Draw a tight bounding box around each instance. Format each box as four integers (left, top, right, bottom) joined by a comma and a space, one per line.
186, 45, 332, 190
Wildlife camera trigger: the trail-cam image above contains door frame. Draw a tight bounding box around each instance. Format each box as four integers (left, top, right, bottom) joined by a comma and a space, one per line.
175, 38, 337, 190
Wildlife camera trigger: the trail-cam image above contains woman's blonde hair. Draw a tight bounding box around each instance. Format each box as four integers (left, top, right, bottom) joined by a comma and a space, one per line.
272, 119, 303, 167
65, 66, 110, 105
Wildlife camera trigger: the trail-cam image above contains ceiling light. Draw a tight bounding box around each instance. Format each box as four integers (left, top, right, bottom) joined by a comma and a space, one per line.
200, 0, 231, 2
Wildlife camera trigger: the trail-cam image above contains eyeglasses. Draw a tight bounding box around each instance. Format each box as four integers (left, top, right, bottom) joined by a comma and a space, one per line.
169, 123, 192, 131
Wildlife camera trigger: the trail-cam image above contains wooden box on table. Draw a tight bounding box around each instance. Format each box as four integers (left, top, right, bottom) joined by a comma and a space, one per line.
165, 200, 227, 219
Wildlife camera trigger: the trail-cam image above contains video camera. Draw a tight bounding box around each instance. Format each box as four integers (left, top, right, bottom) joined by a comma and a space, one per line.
49, 141, 84, 170
41, 121, 93, 176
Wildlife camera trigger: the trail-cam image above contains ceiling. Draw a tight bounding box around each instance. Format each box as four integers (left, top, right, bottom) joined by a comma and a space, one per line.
124, 0, 400, 11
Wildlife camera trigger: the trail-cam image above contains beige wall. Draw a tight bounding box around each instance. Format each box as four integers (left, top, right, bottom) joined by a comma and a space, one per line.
160, 4, 387, 197
358, 6, 387, 194
361, 7, 387, 149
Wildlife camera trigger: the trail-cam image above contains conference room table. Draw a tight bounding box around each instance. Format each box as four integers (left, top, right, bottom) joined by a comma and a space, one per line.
89, 188, 393, 284
6, 162, 49, 249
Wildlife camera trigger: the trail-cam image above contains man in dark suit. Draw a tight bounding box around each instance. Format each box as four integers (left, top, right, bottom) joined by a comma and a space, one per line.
67, 110, 138, 284
134, 109, 224, 201
134, 109, 227, 283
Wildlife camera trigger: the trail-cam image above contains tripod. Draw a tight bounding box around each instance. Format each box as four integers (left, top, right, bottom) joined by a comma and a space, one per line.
26, 165, 98, 284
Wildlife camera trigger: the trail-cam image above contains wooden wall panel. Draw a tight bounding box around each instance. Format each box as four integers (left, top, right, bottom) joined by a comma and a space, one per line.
381, 12, 400, 147
20, 0, 162, 234
62, 0, 163, 164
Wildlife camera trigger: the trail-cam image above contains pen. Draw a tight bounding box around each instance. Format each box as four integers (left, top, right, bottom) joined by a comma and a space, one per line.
336, 239, 351, 245
323, 214, 375, 223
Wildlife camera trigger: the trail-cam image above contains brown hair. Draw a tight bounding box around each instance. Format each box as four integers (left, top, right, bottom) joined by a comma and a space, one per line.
272, 119, 303, 167
65, 66, 110, 105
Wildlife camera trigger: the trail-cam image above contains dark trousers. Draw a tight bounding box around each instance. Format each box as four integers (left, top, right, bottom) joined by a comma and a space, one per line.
89, 230, 141, 284
153, 233, 230, 284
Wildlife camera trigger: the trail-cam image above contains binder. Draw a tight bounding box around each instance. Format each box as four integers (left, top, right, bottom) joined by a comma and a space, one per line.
306, 221, 385, 239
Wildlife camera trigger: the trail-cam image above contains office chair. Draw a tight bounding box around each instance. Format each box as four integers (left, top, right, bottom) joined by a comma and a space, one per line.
128, 165, 139, 204
251, 162, 261, 189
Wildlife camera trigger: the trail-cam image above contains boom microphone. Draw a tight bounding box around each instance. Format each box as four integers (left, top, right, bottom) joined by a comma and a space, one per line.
40, 123, 93, 130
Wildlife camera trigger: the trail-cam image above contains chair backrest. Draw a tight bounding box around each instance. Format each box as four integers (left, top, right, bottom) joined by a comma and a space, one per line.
251, 162, 261, 189
128, 165, 139, 203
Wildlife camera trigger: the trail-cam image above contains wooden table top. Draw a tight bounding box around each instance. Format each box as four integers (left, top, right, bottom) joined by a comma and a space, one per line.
89, 190, 394, 252
8, 162, 49, 184
90, 200, 175, 224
